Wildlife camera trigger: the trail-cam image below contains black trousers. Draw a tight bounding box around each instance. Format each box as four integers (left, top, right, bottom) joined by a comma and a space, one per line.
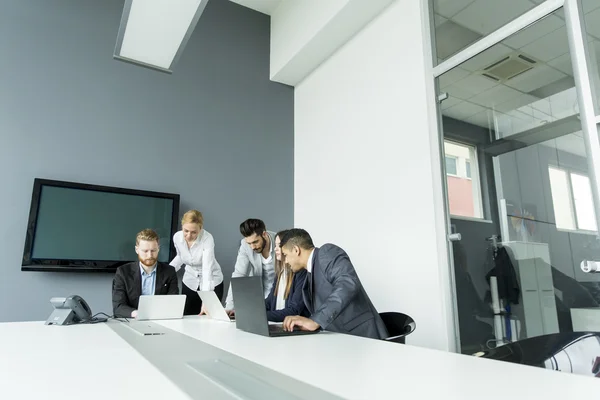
182, 281, 224, 315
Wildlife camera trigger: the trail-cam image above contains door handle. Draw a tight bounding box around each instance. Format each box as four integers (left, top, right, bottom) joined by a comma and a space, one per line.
448, 233, 462, 242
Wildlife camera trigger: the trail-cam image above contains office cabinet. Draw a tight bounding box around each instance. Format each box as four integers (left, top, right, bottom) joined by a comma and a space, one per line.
502, 241, 559, 339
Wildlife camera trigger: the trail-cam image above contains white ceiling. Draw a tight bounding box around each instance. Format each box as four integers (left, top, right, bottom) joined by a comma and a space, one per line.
434, 0, 600, 157
228, 0, 282, 15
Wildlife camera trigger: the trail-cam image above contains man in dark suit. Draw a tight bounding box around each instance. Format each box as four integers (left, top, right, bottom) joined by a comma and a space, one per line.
112, 229, 179, 318
280, 229, 388, 340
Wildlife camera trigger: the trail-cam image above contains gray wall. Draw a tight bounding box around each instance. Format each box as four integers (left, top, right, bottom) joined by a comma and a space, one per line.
0, 0, 294, 322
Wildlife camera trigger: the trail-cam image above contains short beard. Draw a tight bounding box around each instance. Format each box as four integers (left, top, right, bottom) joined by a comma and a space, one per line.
139, 256, 157, 267
254, 236, 267, 253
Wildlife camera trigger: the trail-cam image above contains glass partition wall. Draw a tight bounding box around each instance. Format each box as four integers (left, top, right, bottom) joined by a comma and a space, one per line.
430, 0, 600, 373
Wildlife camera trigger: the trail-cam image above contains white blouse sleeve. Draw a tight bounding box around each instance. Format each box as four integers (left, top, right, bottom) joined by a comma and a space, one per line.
169, 234, 184, 271
202, 234, 223, 290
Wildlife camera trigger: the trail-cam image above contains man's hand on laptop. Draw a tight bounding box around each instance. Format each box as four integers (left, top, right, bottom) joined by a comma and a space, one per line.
131, 310, 138, 318
226, 309, 235, 317
283, 316, 319, 332
199, 305, 209, 316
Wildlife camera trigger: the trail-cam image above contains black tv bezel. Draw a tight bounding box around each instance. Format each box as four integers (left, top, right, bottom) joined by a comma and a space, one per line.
21, 178, 180, 273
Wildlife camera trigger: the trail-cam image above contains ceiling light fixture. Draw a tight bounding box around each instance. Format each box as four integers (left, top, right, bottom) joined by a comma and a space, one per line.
114, 0, 209, 73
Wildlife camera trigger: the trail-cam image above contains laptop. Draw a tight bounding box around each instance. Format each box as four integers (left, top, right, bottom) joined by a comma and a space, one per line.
231, 276, 319, 337
136, 294, 186, 321
198, 290, 235, 322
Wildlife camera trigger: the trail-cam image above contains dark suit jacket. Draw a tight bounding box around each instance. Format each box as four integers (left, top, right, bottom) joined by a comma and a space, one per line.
303, 244, 388, 340
265, 269, 309, 322
112, 262, 179, 318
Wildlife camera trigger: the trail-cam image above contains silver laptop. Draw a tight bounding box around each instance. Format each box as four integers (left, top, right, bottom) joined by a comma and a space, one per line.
198, 291, 235, 322
136, 294, 186, 321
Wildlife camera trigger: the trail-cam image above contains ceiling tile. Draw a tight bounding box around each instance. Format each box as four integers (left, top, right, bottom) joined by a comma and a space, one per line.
452, 0, 537, 36
435, 20, 482, 59
495, 93, 540, 112
439, 67, 470, 88
505, 65, 567, 92
441, 96, 462, 110
465, 110, 493, 128
433, 0, 475, 18
460, 44, 513, 72
443, 101, 486, 121
503, 15, 564, 49
585, 8, 600, 39
520, 27, 569, 62
547, 53, 573, 76
451, 74, 499, 97
468, 84, 525, 107
583, 0, 600, 13
554, 8, 565, 19
434, 14, 448, 27
442, 83, 474, 100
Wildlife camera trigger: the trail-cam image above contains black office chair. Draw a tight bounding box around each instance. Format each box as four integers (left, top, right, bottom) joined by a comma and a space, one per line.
474, 332, 600, 378
379, 312, 416, 344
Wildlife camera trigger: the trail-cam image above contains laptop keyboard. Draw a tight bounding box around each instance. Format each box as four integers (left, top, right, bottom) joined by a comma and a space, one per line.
268, 324, 285, 333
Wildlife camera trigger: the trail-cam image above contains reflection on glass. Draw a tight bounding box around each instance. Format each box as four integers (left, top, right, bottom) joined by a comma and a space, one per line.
445, 140, 483, 219
436, 8, 600, 378
549, 166, 577, 231
572, 172, 598, 231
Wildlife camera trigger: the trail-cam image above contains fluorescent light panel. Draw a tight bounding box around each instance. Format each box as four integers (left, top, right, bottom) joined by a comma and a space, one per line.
114, 0, 208, 73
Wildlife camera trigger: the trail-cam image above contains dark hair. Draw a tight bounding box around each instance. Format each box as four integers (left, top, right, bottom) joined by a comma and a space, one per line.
239, 218, 266, 237
280, 228, 314, 250
276, 230, 290, 243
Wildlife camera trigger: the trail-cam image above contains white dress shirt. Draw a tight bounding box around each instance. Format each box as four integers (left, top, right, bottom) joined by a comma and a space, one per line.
261, 239, 274, 269
306, 249, 315, 273
275, 269, 287, 310
224, 231, 277, 310
169, 229, 224, 291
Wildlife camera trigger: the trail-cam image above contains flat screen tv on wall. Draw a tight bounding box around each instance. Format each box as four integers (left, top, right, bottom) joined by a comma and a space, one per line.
21, 178, 180, 272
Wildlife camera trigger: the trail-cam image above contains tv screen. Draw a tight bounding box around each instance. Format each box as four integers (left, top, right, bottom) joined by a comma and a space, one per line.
22, 178, 180, 272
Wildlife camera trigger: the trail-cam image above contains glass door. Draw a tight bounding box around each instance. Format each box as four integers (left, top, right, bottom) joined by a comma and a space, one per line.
432, 0, 600, 359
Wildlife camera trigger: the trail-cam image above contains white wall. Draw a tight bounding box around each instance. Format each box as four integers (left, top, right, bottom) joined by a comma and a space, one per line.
270, 0, 394, 85
294, 0, 456, 351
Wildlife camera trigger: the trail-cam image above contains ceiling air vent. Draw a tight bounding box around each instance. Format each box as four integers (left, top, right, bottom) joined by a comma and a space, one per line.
480, 53, 536, 82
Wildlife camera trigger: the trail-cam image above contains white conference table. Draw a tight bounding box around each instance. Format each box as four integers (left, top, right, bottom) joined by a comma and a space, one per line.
1, 316, 599, 399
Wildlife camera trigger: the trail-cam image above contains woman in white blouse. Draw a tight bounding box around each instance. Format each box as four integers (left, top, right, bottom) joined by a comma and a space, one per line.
170, 210, 224, 315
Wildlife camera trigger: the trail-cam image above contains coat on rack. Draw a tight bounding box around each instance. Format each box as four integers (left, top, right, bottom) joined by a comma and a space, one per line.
485, 246, 520, 305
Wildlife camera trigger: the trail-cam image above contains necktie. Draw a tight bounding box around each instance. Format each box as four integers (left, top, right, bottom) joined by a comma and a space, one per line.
307, 271, 313, 308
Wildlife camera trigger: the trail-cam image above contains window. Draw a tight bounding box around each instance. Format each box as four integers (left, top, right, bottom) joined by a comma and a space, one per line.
445, 156, 457, 175
444, 140, 483, 219
548, 166, 597, 232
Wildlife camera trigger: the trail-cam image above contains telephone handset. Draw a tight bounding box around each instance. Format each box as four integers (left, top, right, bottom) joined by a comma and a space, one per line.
45, 295, 94, 325
63, 295, 93, 322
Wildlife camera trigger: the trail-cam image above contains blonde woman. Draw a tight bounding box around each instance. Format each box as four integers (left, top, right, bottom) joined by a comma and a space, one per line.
264, 230, 308, 322
170, 210, 224, 315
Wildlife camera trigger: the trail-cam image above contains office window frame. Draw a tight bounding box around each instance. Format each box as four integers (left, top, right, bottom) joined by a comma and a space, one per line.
444, 140, 484, 220
445, 155, 458, 176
